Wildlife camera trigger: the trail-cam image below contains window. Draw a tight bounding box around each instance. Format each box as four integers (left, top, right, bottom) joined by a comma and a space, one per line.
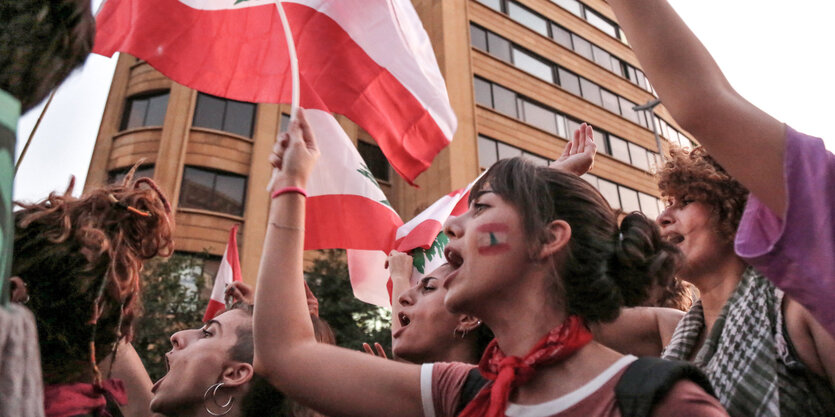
523, 153, 549, 166
357, 141, 391, 182
619, 187, 641, 213
609, 135, 631, 164
522, 101, 557, 134
497, 142, 523, 160
477, 0, 501, 11
567, 119, 582, 140
471, 25, 487, 51
619, 97, 640, 124
551, 24, 572, 49
175, 252, 223, 295
580, 173, 598, 188
557, 69, 581, 96
279, 113, 291, 133
508, 3, 548, 36
628, 143, 651, 171
601, 90, 620, 114
555, 114, 568, 138
193, 93, 256, 137
593, 130, 607, 153
580, 78, 602, 106
487, 32, 512, 62
592, 46, 613, 72
474, 78, 493, 107
478, 135, 499, 170
552, 0, 583, 17
492, 84, 518, 117
639, 193, 661, 219
598, 178, 620, 209
179, 166, 247, 216
586, 10, 619, 38
512, 48, 553, 82
121, 92, 169, 130
571, 35, 593, 60
108, 165, 155, 184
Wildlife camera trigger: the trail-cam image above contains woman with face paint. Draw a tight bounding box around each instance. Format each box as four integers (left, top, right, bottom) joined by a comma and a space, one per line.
251, 109, 727, 417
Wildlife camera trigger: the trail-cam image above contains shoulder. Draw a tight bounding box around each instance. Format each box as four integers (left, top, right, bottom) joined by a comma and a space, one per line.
783, 297, 831, 377
422, 362, 476, 417
650, 380, 728, 417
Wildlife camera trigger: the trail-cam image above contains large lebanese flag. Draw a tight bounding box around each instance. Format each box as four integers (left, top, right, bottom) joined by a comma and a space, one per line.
93, 0, 457, 184
203, 225, 243, 322
304, 109, 403, 305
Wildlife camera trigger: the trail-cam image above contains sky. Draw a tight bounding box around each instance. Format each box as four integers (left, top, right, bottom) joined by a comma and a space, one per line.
13, 0, 835, 202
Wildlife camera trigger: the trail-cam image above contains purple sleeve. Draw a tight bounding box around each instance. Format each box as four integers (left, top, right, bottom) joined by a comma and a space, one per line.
735, 125, 835, 336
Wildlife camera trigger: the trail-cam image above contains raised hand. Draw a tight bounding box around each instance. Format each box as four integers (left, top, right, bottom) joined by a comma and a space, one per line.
387, 250, 414, 286
269, 108, 321, 190
225, 281, 254, 305
552, 122, 597, 176
362, 342, 388, 359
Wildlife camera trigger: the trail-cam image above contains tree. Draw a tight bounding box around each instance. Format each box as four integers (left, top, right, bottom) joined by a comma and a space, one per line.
306, 249, 392, 355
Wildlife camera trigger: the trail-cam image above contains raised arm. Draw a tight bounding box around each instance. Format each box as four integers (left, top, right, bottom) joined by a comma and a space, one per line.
552, 122, 596, 176
101, 342, 158, 417
252, 109, 424, 417
606, 0, 786, 215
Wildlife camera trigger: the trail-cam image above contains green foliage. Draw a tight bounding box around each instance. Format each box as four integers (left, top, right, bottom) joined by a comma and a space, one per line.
133, 253, 210, 381
306, 249, 392, 355
412, 232, 449, 274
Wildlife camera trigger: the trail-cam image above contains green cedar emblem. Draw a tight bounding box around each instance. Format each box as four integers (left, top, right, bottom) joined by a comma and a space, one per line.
357, 163, 393, 208
411, 232, 449, 274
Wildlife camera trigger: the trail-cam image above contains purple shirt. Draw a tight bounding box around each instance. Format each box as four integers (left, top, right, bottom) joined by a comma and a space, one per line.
735, 125, 835, 336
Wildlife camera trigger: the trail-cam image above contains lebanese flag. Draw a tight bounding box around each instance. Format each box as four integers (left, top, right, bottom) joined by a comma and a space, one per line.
93, 0, 457, 184
304, 109, 403, 305
203, 225, 243, 322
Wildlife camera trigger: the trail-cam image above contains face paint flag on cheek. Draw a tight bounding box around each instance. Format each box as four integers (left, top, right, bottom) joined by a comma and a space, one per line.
476, 223, 511, 255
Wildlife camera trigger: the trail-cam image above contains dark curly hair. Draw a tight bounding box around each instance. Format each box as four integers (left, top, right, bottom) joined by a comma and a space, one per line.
13, 169, 173, 384
657, 146, 749, 243
473, 158, 681, 323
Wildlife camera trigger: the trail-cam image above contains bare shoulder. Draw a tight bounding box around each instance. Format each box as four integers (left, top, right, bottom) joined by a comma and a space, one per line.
592, 308, 683, 357
783, 297, 832, 378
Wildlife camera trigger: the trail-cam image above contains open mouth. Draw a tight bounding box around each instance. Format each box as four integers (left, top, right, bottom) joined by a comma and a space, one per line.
398, 312, 411, 327
664, 232, 685, 245
444, 247, 463, 269
152, 354, 172, 394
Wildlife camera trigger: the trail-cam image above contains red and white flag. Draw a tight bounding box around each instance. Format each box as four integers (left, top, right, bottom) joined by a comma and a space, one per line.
93, 0, 457, 184
203, 225, 243, 322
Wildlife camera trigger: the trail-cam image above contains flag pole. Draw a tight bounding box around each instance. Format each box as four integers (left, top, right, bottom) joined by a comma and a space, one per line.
275, 0, 299, 121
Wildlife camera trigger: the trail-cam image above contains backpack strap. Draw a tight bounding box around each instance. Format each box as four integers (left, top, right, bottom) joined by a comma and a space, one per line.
615, 357, 715, 417
455, 368, 489, 416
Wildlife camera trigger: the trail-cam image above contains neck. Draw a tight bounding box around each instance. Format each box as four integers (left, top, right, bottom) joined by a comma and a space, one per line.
687, 255, 747, 331
424, 340, 481, 364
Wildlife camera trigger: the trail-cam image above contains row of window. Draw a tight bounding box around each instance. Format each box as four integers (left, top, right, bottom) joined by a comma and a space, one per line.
549, 0, 626, 42
477, 134, 662, 219
474, 76, 660, 172
121, 92, 257, 138
653, 115, 696, 150
472, 25, 652, 130
474, 0, 648, 92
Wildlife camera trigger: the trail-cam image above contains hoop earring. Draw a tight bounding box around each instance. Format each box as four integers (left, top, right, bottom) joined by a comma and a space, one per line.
203, 383, 234, 416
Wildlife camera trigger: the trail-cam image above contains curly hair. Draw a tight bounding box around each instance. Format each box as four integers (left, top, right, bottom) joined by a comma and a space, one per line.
657, 146, 749, 243
13, 168, 174, 384
473, 158, 681, 323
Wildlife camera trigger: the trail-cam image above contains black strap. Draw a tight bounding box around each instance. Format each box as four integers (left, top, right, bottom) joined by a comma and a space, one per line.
455, 368, 489, 416
615, 357, 716, 417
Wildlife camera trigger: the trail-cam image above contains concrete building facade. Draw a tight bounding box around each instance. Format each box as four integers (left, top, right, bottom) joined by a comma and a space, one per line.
84, 0, 694, 285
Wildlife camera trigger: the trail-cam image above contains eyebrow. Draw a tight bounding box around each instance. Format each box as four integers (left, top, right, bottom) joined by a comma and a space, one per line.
205, 320, 223, 334
470, 189, 494, 201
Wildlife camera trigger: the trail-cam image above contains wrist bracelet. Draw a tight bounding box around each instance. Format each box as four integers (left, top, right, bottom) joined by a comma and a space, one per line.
271, 186, 307, 199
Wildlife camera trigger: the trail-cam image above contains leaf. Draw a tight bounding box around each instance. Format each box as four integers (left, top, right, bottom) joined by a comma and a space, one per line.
234, 0, 251, 4
411, 232, 449, 275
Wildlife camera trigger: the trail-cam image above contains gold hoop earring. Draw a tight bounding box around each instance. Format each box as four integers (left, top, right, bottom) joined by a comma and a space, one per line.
203, 382, 234, 416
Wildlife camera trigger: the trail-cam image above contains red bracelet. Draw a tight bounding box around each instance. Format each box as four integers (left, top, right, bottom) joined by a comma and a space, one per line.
271, 186, 308, 199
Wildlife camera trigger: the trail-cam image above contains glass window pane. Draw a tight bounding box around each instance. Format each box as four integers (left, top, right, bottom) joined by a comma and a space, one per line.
628, 143, 650, 171
492, 84, 518, 117
522, 101, 557, 134
635, 68, 648, 89
279, 113, 291, 133
474, 78, 493, 107
639, 192, 660, 219
571, 35, 593, 60
470, 25, 487, 51
223, 101, 255, 137
592, 46, 612, 71
193, 94, 225, 131
593, 130, 607, 153
609, 135, 631, 164
477, 0, 501, 11
214, 174, 246, 216
523, 153, 548, 166
611, 57, 625, 77
487, 32, 512, 62
551, 24, 572, 49
580, 78, 602, 106
580, 173, 598, 188
179, 167, 216, 210
619, 97, 640, 123
358, 141, 391, 182
477, 136, 498, 170
619, 187, 641, 213
508, 3, 548, 36
552, 0, 583, 17
586, 10, 618, 38
601, 90, 620, 114
598, 178, 620, 209
145, 93, 169, 126
124, 98, 148, 130
567, 119, 582, 140
497, 142, 523, 160
513, 48, 553, 82
555, 114, 567, 138
108, 165, 155, 184
557, 69, 581, 96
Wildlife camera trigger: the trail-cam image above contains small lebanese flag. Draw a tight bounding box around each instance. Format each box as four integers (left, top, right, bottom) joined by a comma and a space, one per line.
203, 225, 243, 322
304, 109, 403, 306
93, 0, 457, 184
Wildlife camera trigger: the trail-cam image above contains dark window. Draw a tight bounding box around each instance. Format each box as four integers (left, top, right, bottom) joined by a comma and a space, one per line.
474, 78, 493, 107
193, 93, 256, 137
580, 78, 602, 106
175, 251, 223, 296
491, 84, 518, 117
108, 165, 155, 184
179, 166, 247, 216
601, 90, 620, 114
571, 35, 593, 60
470, 25, 488, 51
357, 141, 390, 182
487, 32, 512, 62
557, 69, 581, 96
121, 92, 169, 130
279, 113, 291, 133
551, 24, 573, 49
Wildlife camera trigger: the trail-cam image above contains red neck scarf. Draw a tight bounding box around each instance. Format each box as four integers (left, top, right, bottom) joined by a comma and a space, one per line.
44, 379, 127, 417
458, 316, 592, 417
